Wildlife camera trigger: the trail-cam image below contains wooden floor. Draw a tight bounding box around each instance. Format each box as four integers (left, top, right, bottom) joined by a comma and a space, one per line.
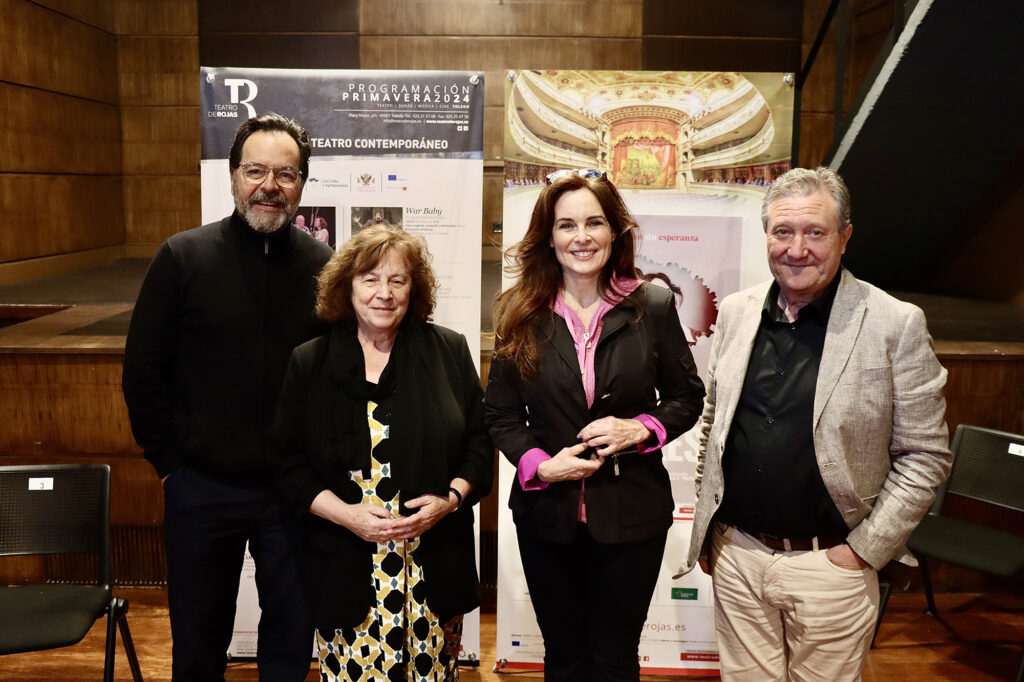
0, 589, 1021, 680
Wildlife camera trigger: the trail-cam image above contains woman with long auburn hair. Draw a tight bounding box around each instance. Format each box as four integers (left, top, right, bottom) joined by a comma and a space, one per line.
485, 169, 705, 681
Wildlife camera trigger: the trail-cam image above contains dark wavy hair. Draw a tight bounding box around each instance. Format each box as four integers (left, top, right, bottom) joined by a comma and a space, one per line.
228, 112, 312, 180
316, 225, 437, 325
492, 173, 641, 378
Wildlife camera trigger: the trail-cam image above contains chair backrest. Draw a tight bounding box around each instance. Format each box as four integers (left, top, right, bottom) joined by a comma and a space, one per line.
932, 424, 1024, 515
0, 464, 111, 588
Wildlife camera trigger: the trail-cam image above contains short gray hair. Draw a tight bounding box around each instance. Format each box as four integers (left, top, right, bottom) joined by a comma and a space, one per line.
761, 166, 851, 231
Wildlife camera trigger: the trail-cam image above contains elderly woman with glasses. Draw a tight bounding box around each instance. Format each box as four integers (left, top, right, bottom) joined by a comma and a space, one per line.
270, 224, 492, 681
485, 169, 705, 681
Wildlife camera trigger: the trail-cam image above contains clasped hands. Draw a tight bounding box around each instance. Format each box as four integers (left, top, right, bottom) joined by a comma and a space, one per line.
337, 493, 456, 544
535, 416, 650, 483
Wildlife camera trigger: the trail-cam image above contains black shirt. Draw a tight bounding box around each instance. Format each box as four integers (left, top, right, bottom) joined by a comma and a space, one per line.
715, 274, 849, 538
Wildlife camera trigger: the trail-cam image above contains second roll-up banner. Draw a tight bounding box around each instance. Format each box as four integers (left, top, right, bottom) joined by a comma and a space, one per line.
198, 66, 486, 665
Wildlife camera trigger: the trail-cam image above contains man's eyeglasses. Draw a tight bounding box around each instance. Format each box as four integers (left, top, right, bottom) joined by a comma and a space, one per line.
238, 162, 303, 188
545, 168, 607, 185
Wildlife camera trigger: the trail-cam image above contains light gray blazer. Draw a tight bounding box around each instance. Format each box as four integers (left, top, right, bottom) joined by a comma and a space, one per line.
676, 269, 952, 575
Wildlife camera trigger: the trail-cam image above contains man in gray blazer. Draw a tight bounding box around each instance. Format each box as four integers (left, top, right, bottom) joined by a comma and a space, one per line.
676, 167, 951, 681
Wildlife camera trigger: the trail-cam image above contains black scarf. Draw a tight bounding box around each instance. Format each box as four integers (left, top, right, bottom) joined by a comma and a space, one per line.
326, 321, 452, 512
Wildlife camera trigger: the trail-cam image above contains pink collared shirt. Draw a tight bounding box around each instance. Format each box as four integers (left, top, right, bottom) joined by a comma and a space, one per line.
516, 278, 668, 522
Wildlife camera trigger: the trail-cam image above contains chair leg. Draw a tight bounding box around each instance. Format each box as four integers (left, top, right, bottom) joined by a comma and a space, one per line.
104, 599, 119, 682
871, 581, 892, 648
1014, 643, 1023, 682
114, 597, 144, 682
918, 556, 938, 617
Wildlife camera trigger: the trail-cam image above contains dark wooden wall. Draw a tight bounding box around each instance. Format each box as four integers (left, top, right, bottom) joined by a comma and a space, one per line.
118, 0, 201, 249
0, 1, 123, 269
799, 0, 898, 169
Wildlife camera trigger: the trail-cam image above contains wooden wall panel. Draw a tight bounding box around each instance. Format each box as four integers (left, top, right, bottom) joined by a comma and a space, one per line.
122, 176, 202, 246
0, 84, 121, 175
361, 37, 642, 112
0, 555, 45, 585
481, 169, 504, 249
0, 82, 9, 179
362, 36, 641, 71
197, 0, 358, 70
484, 76, 509, 109
197, 0, 358, 68
941, 357, 1024, 437
800, 41, 837, 113
114, 0, 198, 35
0, 2, 122, 267
0, 354, 137, 454
118, 2, 200, 249
483, 105, 504, 162
0, 175, 124, 261
643, 36, 800, 73
110, 457, 162, 525
117, 36, 200, 108
798, 0, 898, 166
361, 0, 641, 37
121, 106, 200, 176
0, 1, 119, 103
199, 0, 358, 33
800, 0, 840, 167
798, 38, 837, 167
798, 112, 834, 170
645, 0, 802, 38
29, 0, 117, 33
930, 155, 1024, 304
643, 0, 801, 73
848, 1, 893, 115
198, 34, 359, 69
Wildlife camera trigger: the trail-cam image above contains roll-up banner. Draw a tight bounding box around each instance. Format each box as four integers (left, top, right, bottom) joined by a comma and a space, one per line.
497, 69, 793, 676
199, 66, 486, 666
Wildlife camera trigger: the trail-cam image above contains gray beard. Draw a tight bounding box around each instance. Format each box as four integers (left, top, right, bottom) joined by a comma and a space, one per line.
234, 191, 294, 234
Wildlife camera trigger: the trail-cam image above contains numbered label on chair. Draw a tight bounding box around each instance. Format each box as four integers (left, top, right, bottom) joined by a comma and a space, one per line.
28, 477, 54, 490
1009, 443, 1024, 457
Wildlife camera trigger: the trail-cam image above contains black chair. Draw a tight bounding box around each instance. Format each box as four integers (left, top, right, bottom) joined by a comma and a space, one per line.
907, 424, 1024, 682
0, 464, 143, 681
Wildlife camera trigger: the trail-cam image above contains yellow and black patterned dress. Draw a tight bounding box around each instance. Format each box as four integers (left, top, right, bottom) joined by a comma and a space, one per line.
314, 399, 463, 682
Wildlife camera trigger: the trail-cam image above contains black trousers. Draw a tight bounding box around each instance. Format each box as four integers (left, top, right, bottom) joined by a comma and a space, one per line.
516, 522, 667, 682
163, 467, 311, 682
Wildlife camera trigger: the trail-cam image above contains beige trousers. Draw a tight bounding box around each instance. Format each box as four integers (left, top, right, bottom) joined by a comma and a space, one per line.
710, 522, 879, 682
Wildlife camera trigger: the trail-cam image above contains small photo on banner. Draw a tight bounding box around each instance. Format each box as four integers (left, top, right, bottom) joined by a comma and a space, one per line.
352, 206, 404, 234
292, 206, 336, 248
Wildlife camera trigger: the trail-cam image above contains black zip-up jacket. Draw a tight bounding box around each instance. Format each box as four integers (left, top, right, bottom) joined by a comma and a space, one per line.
123, 212, 333, 485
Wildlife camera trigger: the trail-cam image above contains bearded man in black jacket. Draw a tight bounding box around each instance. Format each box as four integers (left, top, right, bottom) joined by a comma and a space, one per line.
123, 113, 332, 681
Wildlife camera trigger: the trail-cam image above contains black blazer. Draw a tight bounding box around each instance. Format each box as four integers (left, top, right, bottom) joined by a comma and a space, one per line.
270, 323, 493, 631
484, 284, 705, 544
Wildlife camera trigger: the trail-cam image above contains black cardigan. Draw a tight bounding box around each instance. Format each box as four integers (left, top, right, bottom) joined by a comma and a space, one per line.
484, 283, 705, 544
269, 322, 493, 631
